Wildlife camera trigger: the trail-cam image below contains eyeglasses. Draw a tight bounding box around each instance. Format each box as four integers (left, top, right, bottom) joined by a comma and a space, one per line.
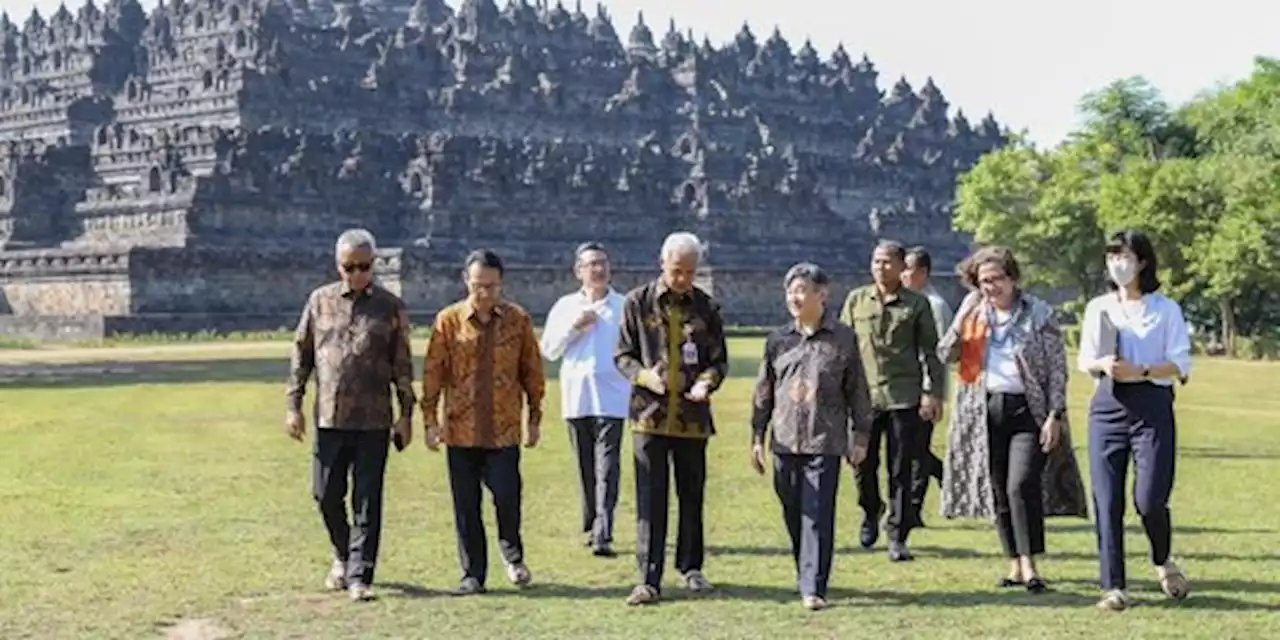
342, 262, 373, 274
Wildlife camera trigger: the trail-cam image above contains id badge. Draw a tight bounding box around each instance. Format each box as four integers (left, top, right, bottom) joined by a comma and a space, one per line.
681, 340, 699, 366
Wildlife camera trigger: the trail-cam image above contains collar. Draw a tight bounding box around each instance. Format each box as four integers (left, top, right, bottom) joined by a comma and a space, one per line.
871, 284, 903, 304
340, 282, 372, 298
579, 286, 616, 303
656, 278, 693, 302
787, 313, 838, 337
463, 299, 505, 320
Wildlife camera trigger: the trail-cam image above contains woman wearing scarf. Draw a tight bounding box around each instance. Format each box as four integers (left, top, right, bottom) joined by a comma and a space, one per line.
937, 246, 1088, 592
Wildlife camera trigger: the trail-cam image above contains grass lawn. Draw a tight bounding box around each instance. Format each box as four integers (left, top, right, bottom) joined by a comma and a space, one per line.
1, 338, 1278, 639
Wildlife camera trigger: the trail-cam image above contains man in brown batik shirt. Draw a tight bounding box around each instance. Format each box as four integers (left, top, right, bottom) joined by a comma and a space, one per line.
615, 231, 728, 606
285, 228, 415, 602
421, 248, 546, 596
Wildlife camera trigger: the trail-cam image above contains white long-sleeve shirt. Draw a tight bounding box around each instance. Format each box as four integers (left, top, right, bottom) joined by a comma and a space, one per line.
539, 288, 631, 419
1076, 292, 1192, 387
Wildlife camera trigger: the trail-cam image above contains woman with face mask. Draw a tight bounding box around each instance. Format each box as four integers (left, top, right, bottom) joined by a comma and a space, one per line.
1077, 230, 1193, 611
937, 246, 1089, 593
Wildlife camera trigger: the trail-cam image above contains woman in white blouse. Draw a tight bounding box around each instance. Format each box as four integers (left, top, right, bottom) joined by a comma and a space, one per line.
1077, 230, 1193, 611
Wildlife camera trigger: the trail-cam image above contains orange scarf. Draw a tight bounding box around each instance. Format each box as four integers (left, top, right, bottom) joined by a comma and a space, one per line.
957, 306, 990, 385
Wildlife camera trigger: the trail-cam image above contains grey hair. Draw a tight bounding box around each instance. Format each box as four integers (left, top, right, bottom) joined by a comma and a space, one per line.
660, 231, 702, 261
784, 262, 830, 288
335, 228, 376, 255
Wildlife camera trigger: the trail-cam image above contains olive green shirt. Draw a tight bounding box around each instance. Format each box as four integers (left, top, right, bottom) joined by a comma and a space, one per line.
839, 284, 944, 411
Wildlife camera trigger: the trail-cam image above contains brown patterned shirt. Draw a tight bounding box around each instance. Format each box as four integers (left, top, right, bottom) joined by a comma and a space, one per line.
421, 299, 546, 449
751, 317, 874, 456
614, 279, 728, 439
286, 282, 415, 430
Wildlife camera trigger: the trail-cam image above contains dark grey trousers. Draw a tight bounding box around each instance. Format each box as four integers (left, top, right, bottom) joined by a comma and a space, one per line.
773, 453, 842, 598
567, 416, 624, 546
312, 428, 391, 585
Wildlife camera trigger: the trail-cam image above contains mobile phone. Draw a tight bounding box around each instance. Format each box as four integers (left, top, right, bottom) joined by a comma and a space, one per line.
393, 431, 405, 451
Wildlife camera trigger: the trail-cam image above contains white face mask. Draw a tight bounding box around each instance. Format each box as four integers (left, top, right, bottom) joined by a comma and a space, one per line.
1108, 258, 1137, 287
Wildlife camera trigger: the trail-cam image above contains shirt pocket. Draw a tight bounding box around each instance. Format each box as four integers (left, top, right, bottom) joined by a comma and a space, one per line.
883, 306, 916, 346
351, 309, 394, 356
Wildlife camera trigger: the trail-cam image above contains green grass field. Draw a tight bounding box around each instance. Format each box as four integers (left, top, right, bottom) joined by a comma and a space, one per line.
1, 338, 1278, 639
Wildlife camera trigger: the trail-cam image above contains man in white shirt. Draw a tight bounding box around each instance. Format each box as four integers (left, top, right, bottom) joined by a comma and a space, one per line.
902, 247, 951, 496
539, 242, 631, 557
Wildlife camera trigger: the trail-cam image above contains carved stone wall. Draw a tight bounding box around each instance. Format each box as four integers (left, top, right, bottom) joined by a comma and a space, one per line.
0, 0, 1004, 340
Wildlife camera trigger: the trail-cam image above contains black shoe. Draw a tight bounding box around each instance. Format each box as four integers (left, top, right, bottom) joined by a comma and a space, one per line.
593, 543, 617, 558
1026, 577, 1048, 594
859, 507, 884, 549
997, 577, 1024, 588
888, 541, 913, 562
452, 577, 486, 596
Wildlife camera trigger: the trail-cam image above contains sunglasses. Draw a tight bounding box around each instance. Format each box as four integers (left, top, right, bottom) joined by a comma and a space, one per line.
342, 262, 373, 274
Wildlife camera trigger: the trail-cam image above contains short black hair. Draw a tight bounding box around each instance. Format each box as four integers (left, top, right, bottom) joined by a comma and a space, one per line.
1104, 230, 1160, 294
905, 246, 932, 273
784, 262, 830, 288
575, 242, 608, 260
464, 248, 504, 276
873, 240, 906, 262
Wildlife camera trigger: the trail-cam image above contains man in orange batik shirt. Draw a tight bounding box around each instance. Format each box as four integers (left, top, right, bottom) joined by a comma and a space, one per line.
420, 249, 546, 596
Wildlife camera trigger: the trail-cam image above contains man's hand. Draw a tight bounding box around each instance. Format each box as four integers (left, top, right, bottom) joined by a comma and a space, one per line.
393, 415, 413, 449
637, 366, 666, 395
847, 433, 870, 467
572, 309, 598, 331
750, 442, 766, 475
919, 394, 941, 422
524, 415, 542, 448
424, 425, 442, 451
1040, 414, 1062, 453
685, 380, 711, 403
285, 410, 305, 442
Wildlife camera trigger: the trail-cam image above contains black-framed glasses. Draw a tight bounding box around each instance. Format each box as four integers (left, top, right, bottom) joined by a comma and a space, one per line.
342, 262, 373, 274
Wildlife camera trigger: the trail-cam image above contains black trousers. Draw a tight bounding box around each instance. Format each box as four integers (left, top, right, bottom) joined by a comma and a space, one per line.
987, 392, 1047, 558
447, 446, 524, 586
773, 453, 841, 598
855, 408, 928, 542
568, 416, 624, 545
634, 433, 707, 590
1089, 382, 1177, 590
312, 428, 391, 585
916, 421, 944, 516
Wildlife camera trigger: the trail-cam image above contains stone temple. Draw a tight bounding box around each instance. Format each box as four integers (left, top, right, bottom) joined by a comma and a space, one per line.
0, 0, 1004, 340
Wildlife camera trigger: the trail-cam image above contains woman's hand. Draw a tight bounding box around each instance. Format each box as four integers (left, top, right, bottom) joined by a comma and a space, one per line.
1040, 414, 1062, 453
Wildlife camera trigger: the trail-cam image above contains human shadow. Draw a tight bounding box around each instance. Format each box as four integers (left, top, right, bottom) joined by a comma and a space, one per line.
1179, 446, 1280, 461
709, 544, 1280, 564
1049, 577, 1280, 596
1045, 523, 1276, 535
378, 582, 449, 599
708, 544, 997, 560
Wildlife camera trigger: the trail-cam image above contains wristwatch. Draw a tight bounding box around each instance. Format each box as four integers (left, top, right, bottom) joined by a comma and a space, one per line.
1141, 366, 1150, 379
1051, 408, 1066, 421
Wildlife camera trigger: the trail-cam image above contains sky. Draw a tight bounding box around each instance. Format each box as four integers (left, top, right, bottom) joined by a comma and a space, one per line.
14, 0, 1279, 148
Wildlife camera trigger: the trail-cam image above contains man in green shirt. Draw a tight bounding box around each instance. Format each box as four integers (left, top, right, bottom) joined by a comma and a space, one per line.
840, 240, 944, 562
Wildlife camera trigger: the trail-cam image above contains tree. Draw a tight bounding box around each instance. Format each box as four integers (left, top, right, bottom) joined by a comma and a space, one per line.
952, 62, 1280, 353
952, 140, 1104, 310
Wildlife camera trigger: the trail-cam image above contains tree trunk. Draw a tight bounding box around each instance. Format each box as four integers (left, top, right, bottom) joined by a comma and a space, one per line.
1220, 298, 1238, 355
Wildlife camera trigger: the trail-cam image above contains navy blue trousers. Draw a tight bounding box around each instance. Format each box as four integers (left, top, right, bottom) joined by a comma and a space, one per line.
1088, 381, 1177, 591
773, 453, 842, 598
